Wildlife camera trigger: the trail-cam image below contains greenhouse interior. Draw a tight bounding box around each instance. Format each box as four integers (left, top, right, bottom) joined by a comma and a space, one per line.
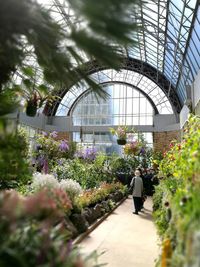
1, 0, 200, 266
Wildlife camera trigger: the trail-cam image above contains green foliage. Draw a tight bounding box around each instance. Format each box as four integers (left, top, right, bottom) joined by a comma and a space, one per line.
93, 152, 107, 169
0, 128, 32, 189
75, 182, 126, 209
151, 150, 163, 168
65, 141, 77, 159
69, 0, 139, 45
0, 0, 59, 88
141, 147, 154, 169
0, 88, 18, 117
0, 0, 139, 93
159, 115, 200, 180
109, 154, 139, 175
153, 114, 200, 267
53, 156, 114, 189
153, 177, 181, 236
152, 183, 164, 212
153, 208, 168, 236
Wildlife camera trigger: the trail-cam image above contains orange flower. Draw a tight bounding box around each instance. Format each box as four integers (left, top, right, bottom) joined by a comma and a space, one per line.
161, 239, 172, 267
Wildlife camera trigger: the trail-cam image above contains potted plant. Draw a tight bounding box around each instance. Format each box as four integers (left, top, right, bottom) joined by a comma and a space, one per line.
110, 126, 128, 145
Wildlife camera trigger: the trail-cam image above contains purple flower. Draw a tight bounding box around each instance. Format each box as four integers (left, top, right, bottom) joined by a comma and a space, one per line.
83, 147, 97, 161
57, 159, 64, 165
140, 147, 146, 155
50, 131, 58, 138
59, 140, 69, 152
37, 155, 45, 165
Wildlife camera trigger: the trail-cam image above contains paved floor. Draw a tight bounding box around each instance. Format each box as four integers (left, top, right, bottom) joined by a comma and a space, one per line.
79, 196, 159, 267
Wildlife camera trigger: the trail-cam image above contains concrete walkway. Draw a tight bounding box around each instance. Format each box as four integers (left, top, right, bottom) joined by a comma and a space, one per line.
79, 196, 159, 267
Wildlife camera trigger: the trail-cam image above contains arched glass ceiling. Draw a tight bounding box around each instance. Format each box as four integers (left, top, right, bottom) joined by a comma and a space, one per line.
55, 69, 173, 116
177, 5, 200, 102
18, 0, 200, 105
128, 0, 199, 103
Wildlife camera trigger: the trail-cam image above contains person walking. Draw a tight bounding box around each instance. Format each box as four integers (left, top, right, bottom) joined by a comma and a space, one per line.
130, 169, 144, 215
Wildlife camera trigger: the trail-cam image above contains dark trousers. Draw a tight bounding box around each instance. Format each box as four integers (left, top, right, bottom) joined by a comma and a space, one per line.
133, 197, 142, 213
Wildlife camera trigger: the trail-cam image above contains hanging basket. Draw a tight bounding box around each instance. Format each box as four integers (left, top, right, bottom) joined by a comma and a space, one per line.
117, 139, 127, 145
26, 101, 38, 117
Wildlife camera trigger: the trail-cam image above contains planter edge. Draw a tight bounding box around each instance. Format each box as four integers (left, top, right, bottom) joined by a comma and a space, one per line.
73, 196, 127, 245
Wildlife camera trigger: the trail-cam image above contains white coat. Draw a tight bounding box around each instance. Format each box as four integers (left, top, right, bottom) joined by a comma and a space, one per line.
130, 176, 143, 197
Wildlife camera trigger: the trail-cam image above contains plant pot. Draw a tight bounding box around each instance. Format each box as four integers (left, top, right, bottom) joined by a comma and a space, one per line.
117, 139, 126, 145
82, 208, 96, 224
70, 213, 89, 234
26, 101, 37, 117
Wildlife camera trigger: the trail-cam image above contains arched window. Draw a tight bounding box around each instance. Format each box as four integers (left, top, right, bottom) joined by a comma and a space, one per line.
55, 69, 174, 151
72, 83, 154, 126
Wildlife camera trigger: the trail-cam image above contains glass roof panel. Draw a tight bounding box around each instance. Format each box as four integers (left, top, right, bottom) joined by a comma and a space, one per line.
14, 0, 199, 108
127, 0, 198, 104
163, 0, 198, 96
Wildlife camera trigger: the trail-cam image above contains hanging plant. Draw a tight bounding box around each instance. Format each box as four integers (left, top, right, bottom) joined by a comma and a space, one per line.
17, 67, 59, 117
25, 92, 39, 117
117, 139, 127, 145
110, 126, 128, 145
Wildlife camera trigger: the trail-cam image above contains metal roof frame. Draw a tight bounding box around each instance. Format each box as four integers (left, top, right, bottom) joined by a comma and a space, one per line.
45, 58, 181, 116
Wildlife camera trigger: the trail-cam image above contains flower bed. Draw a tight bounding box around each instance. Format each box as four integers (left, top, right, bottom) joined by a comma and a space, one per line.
0, 177, 127, 267
71, 182, 127, 235
153, 115, 200, 267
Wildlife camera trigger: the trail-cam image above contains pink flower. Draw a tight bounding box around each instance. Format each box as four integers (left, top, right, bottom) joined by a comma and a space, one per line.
0, 190, 23, 220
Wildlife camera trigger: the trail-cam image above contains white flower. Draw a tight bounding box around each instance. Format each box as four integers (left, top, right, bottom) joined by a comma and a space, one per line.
32, 172, 59, 191
53, 161, 72, 180
59, 179, 82, 200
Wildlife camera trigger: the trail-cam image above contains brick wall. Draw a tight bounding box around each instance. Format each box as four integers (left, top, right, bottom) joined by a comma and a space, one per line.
55, 131, 181, 153
55, 132, 71, 142
153, 130, 181, 153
